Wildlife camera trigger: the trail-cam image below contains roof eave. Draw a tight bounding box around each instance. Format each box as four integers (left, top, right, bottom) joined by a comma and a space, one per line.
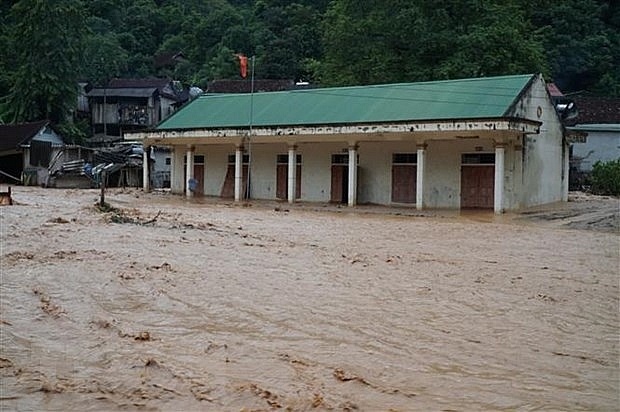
127, 117, 540, 145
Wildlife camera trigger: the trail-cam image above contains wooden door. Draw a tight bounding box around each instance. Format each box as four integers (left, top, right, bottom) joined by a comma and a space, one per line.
276, 164, 287, 199
221, 165, 248, 198
183, 164, 204, 195
276, 164, 302, 200
461, 166, 494, 208
330, 165, 348, 203
391, 165, 416, 203
193, 164, 204, 195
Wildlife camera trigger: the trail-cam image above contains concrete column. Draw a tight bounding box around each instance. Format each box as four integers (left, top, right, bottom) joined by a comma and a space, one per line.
416, 143, 426, 210
142, 145, 150, 192
170, 146, 176, 193
494, 143, 506, 214
287, 145, 297, 204
348, 144, 358, 207
234, 145, 243, 202
185, 146, 194, 198
170, 146, 185, 195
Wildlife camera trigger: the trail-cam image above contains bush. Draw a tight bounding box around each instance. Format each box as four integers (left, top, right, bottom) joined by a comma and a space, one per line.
591, 159, 620, 196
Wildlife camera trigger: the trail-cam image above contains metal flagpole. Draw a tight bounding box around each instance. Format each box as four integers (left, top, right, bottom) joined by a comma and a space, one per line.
245, 55, 255, 201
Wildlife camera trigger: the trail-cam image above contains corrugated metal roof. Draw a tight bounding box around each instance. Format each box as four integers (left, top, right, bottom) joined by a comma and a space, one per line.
158, 74, 535, 130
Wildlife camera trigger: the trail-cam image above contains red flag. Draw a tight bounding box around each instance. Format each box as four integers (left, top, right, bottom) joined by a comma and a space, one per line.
236, 54, 248, 78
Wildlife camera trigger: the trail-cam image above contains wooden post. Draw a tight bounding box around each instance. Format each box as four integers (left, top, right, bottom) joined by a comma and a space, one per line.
100, 171, 106, 207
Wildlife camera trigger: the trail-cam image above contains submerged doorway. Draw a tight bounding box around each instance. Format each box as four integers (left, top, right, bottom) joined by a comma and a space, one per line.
221, 153, 249, 199
276, 154, 301, 200
391, 153, 417, 203
183, 154, 204, 195
330, 154, 348, 203
461, 153, 495, 209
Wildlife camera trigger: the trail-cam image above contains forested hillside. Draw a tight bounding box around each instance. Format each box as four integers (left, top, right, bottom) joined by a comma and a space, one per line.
0, 0, 618, 127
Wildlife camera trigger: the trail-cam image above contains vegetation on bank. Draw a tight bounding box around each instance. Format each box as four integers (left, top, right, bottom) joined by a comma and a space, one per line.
591, 159, 620, 196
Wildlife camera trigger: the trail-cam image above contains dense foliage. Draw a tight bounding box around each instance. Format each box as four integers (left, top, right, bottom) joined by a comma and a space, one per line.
0, 0, 618, 126
591, 159, 620, 196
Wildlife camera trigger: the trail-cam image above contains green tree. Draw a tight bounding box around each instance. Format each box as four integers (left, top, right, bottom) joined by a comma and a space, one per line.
320, 0, 548, 86
528, 0, 619, 95
0, 0, 87, 124
436, 2, 548, 79
80, 32, 129, 86
253, 2, 324, 81
0, 2, 18, 111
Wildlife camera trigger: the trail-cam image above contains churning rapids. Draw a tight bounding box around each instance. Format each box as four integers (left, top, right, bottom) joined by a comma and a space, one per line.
1, 187, 618, 411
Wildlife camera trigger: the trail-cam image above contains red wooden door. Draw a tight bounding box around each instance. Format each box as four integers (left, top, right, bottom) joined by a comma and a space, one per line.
461, 166, 494, 208
276, 164, 301, 200
391, 165, 416, 203
276, 164, 287, 199
331, 165, 348, 203
193, 164, 204, 195
183, 164, 204, 195
220, 165, 248, 198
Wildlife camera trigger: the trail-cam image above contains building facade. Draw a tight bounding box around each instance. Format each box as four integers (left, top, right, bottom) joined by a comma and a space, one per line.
127, 74, 569, 213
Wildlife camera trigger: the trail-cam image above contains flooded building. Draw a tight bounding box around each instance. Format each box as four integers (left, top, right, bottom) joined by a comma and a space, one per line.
127, 74, 569, 213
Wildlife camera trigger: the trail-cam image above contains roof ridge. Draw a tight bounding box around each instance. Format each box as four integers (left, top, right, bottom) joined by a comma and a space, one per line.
197, 74, 535, 98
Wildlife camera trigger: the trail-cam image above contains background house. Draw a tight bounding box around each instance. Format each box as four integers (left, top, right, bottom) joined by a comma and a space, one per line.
0, 121, 65, 185
128, 73, 568, 213
87, 78, 187, 144
564, 95, 620, 188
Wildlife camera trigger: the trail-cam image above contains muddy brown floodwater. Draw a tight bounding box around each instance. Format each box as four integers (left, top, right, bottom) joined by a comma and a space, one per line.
1, 187, 618, 411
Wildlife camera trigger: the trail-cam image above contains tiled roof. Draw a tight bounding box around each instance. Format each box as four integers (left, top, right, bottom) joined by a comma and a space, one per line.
0, 120, 48, 151
564, 95, 620, 126
206, 79, 297, 94
158, 74, 536, 130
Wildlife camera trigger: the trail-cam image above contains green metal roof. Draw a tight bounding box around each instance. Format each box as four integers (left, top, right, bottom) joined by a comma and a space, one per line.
158, 74, 535, 130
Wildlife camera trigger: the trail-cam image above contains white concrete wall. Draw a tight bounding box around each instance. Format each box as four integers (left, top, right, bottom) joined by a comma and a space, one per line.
300, 142, 345, 202
152, 148, 170, 174
199, 145, 230, 197
505, 140, 524, 210
171, 147, 185, 194
249, 144, 280, 199
170, 138, 520, 208
357, 141, 413, 205
506, 74, 565, 207
571, 130, 620, 172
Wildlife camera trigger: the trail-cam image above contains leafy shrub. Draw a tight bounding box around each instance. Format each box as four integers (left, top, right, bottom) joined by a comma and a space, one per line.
591, 159, 620, 196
